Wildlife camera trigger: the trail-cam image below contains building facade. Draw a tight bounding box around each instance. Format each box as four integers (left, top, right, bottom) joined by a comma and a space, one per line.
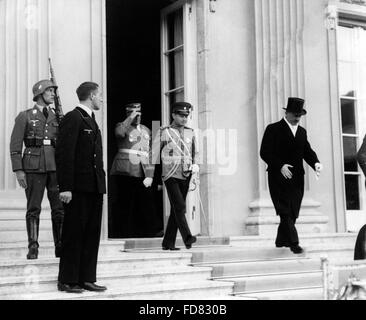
1, 0, 365, 240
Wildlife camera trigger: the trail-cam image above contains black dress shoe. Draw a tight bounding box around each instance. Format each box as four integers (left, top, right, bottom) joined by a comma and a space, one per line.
55, 246, 62, 258
57, 282, 84, 293
153, 231, 164, 237
162, 246, 180, 251
80, 282, 107, 292
185, 236, 197, 249
290, 245, 304, 254
26, 246, 38, 260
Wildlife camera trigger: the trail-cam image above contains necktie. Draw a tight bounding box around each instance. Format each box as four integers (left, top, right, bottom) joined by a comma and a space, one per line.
92, 112, 95, 121
43, 107, 49, 119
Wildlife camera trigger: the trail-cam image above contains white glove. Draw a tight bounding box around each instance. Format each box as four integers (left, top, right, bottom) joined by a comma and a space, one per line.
190, 164, 200, 174
143, 177, 153, 188
315, 163, 323, 178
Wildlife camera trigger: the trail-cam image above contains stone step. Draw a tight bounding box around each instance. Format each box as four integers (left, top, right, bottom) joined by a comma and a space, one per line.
0, 252, 192, 278
2, 280, 234, 300
0, 240, 125, 259
0, 210, 51, 218
0, 228, 54, 243
0, 265, 213, 297
123, 236, 230, 249
236, 286, 324, 300
191, 247, 298, 263
215, 270, 322, 293
193, 257, 321, 277
230, 233, 357, 248
0, 219, 52, 230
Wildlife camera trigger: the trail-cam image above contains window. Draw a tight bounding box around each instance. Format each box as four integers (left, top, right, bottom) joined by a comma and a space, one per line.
337, 25, 366, 214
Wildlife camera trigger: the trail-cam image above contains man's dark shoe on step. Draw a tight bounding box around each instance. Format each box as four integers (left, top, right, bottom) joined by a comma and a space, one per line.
185, 236, 197, 249
162, 246, 180, 251
57, 282, 84, 293
290, 245, 304, 254
80, 282, 107, 292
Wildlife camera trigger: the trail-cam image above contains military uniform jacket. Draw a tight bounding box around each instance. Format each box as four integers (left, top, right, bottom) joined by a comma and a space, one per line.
10, 105, 59, 173
55, 107, 106, 194
110, 117, 154, 178
159, 125, 198, 181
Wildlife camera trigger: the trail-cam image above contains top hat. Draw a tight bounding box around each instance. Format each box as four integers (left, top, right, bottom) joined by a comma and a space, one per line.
125, 103, 141, 112
283, 97, 307, 115
171, 102, 192, 115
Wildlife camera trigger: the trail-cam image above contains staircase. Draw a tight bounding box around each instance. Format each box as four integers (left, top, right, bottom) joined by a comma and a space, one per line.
0, 193, 359, 300
188, 234, 357, 300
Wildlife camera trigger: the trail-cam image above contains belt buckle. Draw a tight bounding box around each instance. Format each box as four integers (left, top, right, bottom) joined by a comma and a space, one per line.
43, 139, 51, 146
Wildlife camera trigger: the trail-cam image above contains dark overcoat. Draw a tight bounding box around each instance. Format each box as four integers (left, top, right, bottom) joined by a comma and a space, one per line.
260, 119, 319, 219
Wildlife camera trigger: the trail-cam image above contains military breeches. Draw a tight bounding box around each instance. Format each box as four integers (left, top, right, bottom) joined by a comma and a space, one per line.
110, 175, 163, 238
162, 177, 192, 248
25, 172, 64, 221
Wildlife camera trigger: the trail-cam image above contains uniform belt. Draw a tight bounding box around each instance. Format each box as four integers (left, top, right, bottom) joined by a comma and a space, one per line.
118, 148, 148, 157
25, 138, 56, 147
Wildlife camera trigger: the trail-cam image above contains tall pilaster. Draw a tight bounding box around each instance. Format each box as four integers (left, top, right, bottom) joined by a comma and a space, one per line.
247, 0, 328, 235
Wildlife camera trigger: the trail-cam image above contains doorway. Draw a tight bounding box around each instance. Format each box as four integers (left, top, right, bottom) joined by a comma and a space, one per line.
106, 0, 172, 238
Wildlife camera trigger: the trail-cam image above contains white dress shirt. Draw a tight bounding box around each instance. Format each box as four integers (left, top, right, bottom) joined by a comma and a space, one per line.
284, 117, 298, 137
77, 103, 93, 118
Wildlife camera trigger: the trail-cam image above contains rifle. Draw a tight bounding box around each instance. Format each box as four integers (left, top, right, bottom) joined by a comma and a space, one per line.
48, 58, 64, 124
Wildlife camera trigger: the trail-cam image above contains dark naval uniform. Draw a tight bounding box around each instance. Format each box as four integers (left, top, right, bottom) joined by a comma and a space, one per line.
56, 106, 106, 285
10, 104, 64, 254
110, 104, 163, 238
160, 102, 198, 250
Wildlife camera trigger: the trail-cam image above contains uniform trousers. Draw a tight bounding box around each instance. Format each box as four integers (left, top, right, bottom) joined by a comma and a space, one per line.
268, 173, 304, 247
162, 177, 192, 248
58, 192, 103, 284
111, 175, 163, 238
25, 172, 64, 221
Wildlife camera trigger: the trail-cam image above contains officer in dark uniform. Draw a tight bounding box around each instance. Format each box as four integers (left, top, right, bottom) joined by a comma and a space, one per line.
110, 103, 163, 238
56, 82, 106, 293
9, 79, 64, 260
159, 102, 199, 250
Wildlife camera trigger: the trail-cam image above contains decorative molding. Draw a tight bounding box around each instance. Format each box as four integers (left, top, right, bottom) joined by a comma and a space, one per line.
340, 0, 366, 6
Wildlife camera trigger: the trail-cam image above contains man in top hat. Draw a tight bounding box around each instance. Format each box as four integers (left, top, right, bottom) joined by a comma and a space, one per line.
9, 79, 64, 260
158, 101, 199, 250
260, 97, 323, 254
110, 103, 163, 238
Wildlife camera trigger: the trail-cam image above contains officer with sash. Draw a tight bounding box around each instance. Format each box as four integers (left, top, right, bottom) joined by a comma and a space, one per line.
159, 101, 199, 250
110, 103, 163, 238
9, 79, 64, 259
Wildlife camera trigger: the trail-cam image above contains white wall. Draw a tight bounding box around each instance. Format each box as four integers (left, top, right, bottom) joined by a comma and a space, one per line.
204, 0, 258, 236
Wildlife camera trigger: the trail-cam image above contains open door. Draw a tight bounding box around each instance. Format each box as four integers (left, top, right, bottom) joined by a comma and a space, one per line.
160, 0, 201, 235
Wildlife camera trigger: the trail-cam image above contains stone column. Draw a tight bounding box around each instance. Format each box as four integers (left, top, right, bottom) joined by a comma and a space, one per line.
247, 0, 329, 235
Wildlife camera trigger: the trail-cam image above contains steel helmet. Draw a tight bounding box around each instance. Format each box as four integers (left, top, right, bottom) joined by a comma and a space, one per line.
32, 79, 58, 102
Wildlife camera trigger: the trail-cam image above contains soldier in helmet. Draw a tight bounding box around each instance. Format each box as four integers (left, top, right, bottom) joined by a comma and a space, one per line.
9, 79, 64, 259
159, 102, 199, 250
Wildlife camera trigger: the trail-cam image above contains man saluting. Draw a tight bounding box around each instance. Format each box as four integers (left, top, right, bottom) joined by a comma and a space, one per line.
260, 97, 323, 254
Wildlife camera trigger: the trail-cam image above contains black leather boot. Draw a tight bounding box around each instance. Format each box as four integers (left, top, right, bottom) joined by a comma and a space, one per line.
52, 218, 63, 258
26, 217, 39, 259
